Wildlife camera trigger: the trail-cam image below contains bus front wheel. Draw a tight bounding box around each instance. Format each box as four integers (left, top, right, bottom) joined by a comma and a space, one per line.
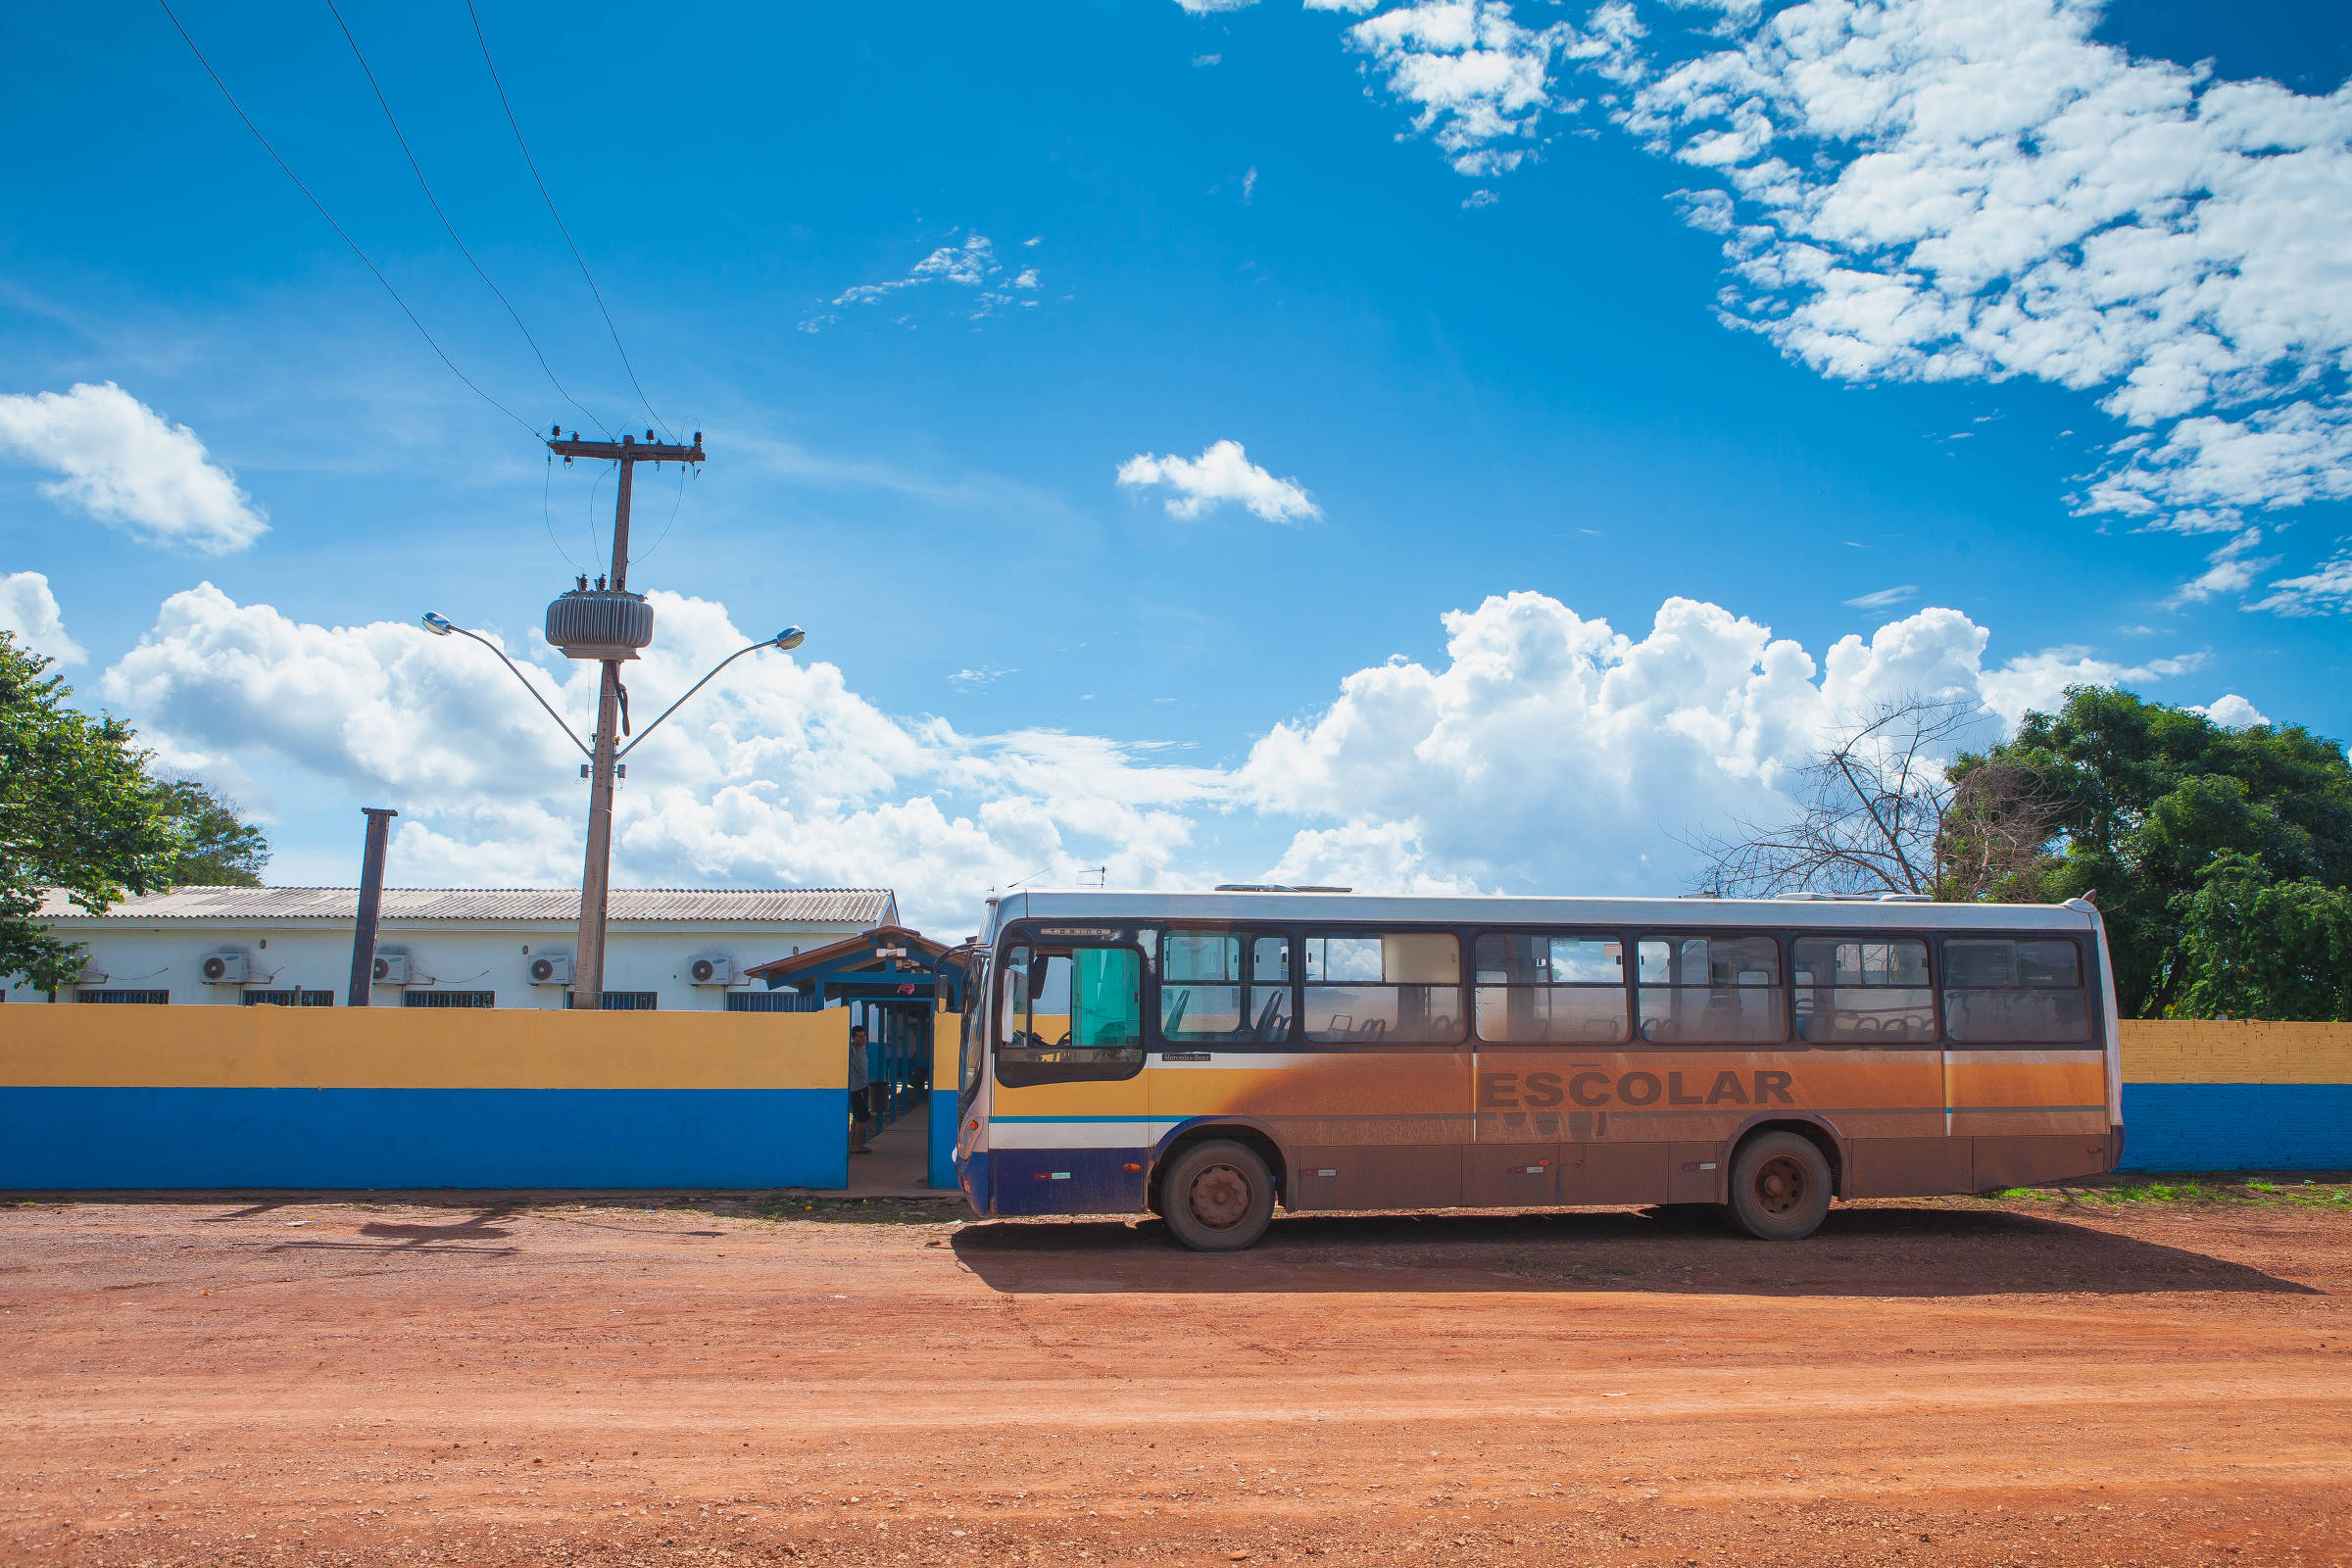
1159, 1140, 1275, 1252
1727, 1131, 1833, 1241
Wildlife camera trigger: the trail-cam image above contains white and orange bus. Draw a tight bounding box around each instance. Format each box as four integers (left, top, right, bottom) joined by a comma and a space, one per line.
952, 889, 2124, 1249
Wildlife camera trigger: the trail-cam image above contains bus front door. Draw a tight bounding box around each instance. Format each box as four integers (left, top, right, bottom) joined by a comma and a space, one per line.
985, 942, 1151, 1215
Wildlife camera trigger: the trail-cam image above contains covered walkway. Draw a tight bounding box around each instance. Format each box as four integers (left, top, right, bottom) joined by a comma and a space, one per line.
743, 924, 976, 1196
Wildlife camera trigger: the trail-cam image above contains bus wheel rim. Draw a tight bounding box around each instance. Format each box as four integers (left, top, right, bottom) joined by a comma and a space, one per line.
1754, 1154, 1807, 1215
1190, 1163, 1250, 1229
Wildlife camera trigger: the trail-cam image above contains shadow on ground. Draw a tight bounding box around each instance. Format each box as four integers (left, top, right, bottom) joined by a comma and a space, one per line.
949, 1203, 2320, 1298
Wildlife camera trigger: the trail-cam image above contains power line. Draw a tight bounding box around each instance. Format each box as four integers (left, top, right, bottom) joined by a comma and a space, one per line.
322, 0, 610, 439
585, 459, 612, 566
542, 451, 581, 570
465, 0, 674, 442
155, 0, 538, 437
629, 459, 691, 568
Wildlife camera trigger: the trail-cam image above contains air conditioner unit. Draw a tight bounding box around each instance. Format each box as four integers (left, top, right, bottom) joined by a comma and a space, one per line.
371, 953, 410, 986
73, 965, 109, 988
688, 955, 735, 987
527, 954, 573, 987
200, 952, 248, 985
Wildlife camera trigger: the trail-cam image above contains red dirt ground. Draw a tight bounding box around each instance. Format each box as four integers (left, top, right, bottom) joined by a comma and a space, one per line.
2, 1190, 2347, 1566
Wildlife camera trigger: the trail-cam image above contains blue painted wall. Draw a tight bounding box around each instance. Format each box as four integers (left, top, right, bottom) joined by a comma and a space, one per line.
2120, 1084, 2352, 1171
930, 1087, 959, 1192
0, 1088, 846, 1190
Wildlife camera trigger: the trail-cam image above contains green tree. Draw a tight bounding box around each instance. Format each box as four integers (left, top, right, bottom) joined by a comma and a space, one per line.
1954, 689, 2352, 1017
0, 632, 181, 990
152, 777, 270, 887
2167, 853, 2352, 1021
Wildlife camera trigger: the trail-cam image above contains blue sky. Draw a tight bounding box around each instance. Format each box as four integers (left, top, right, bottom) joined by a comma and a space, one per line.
3, 0, 2348, 927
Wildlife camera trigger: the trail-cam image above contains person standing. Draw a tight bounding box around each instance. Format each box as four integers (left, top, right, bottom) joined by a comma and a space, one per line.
849, 1022, 872, 1154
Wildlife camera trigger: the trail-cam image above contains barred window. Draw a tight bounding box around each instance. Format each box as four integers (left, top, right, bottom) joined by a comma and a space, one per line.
725, 991, 817, 1012
564, 991, 658, 1010
407, 991, 498, 1008
75, 989, 169, 1004
241, 989, 334, 1007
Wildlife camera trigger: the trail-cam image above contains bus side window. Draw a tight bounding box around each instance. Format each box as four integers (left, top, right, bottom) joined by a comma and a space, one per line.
1161, 931, 1244, 1043
1301, 931, 1461, 1045
1792, 938, 1934, 1044
1472, 933, 1628, 1045
1942, 937, 2091, 1044
1637, 934, 1786, 1044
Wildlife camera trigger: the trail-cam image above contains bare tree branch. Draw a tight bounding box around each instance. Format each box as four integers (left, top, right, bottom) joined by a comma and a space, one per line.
1683, 696, 2037, 900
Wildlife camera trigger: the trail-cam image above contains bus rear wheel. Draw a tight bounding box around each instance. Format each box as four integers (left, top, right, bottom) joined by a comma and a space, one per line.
1727, 1131, 1833, 1241
1159, 1140, 1275, 1252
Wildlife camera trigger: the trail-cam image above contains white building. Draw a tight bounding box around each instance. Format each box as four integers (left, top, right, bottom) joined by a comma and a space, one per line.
9, 886, 899, 1010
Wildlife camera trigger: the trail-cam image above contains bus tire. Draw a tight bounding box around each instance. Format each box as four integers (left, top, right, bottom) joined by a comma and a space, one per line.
1727, 1131, 1833, 1241
1159, 1140, 1276, 1252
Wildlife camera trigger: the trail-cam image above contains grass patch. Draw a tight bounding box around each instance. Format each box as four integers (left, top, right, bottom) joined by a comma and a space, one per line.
1990, 1175, 2352, 1208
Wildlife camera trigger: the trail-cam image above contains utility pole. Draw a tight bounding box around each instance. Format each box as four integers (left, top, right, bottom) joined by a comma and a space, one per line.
544, 429, 705, 1008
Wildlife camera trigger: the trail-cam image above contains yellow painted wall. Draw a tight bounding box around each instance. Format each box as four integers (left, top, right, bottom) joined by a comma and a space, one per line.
934, 1007, 962, 1092
0, 1004, 850, 1091
8, 1006, 2342, 1092
2119, 1020, 2352, 1086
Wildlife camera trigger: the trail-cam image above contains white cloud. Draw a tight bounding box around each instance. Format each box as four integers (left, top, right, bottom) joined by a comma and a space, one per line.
1973, 644, 2204, 727
1293, 0, 2352, 611
2192, 694, 2270, 729
98, 585, 1228, 932
0, 570, 85, 665
2165, 527, 2278, 609
1338, 1, 1581, 175
806, 235, 1039, 330
2246, 544, 2352, 617
96, 584, 2209, 921
1237, 590, 2198, 894
1117, 439, 1322, 523
1175, 0, 1256, 12
1842, 584, 1917, 611
0, 382, 266, 554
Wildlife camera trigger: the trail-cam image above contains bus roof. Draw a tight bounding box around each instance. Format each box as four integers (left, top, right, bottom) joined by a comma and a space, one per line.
988, 889, 2100, 939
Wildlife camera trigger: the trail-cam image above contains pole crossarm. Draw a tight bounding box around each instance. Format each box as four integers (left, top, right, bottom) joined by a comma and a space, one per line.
616, 642, 770, 759
448, 625, 593, 757
549, 436, 704, 464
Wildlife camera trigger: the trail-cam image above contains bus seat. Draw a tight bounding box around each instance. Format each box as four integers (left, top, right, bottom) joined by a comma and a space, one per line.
1253, 991, 1289, 1040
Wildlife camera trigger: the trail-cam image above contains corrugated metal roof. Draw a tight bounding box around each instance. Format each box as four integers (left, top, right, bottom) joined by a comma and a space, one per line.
37, 886, 899, 926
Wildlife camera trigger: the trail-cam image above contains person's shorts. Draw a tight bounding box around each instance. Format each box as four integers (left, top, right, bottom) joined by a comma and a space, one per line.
848, 1088, 867, 1118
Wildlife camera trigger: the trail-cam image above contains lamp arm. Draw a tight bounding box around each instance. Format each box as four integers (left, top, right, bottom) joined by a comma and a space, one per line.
616, 642, 766, 759
451, 626, 592, 758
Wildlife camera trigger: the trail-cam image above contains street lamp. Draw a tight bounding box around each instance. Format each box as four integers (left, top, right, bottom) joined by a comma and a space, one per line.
420, 607, 807, 1008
